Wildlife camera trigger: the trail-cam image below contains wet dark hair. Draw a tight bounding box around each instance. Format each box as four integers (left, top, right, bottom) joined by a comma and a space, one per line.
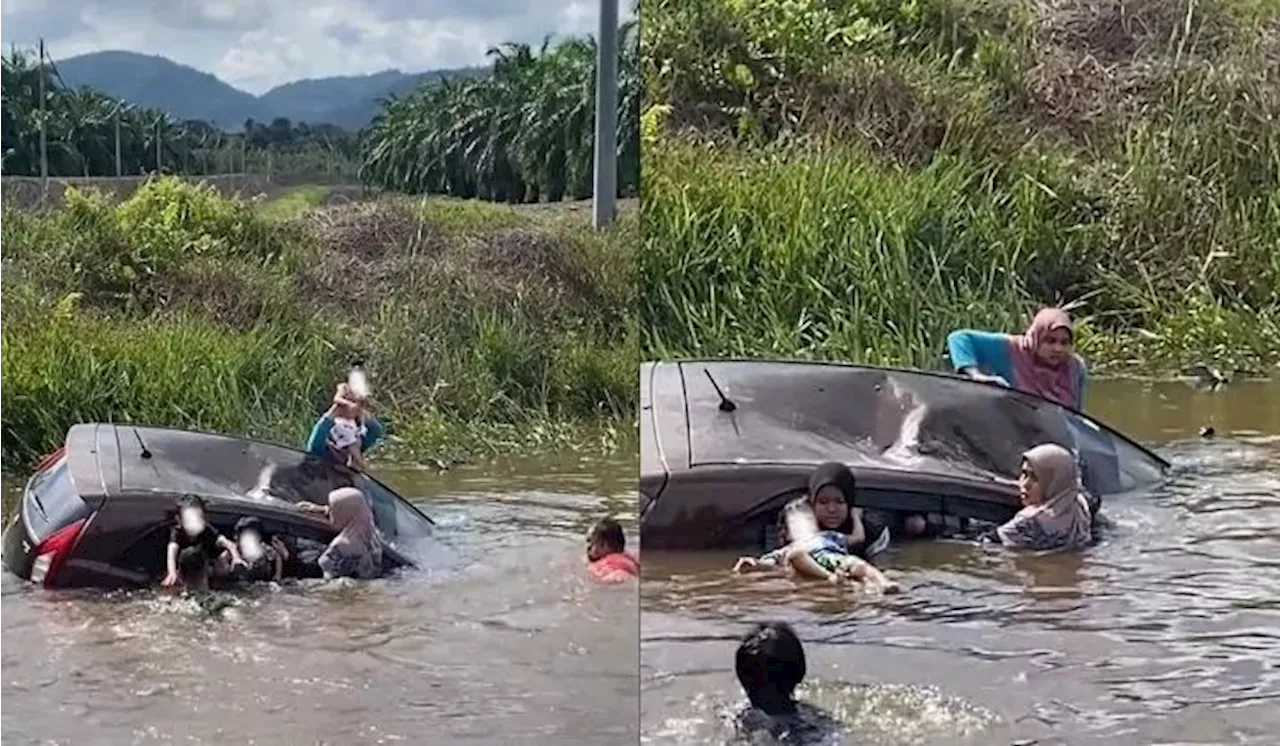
177, 546, 208, 583
176, 494, 207, 512
589, 518, 626, 554
806, 462, 857, 534
736, 622, 806, 715
234, 516, 265, 538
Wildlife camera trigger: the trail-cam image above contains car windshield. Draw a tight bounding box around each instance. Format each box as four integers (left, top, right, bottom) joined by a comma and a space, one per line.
24, 456, 93, 543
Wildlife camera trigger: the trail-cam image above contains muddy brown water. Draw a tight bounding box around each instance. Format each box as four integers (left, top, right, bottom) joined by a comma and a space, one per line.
641, 379, 1280, 746
1, 453, 639, 745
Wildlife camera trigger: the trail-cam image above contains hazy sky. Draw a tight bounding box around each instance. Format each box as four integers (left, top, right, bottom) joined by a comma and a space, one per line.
1, 0, 634, 94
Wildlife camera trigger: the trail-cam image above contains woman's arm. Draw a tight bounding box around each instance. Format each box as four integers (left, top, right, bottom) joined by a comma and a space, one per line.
305, 415, 334, 456
361, 416, 385, 452
946, 329, 1014, 385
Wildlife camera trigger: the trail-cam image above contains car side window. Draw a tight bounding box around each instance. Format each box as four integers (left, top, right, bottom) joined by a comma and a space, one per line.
116, 523, 174, 578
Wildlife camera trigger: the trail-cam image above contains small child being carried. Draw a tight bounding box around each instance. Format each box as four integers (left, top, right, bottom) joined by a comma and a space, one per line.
734, 498, 900, 594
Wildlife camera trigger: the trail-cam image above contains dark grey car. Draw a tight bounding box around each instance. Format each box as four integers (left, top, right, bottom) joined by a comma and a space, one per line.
2, 423, 434, 588
640, 359, 1170, 550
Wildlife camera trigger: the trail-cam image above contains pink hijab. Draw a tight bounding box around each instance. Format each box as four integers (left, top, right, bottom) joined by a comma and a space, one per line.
1008, 307, 1081, 408
997, 444, 1093, 551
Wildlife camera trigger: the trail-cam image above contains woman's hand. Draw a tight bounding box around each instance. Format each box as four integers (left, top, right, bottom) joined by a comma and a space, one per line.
162, 570, 179, 587
296, 501, 328, 515
733, 557, 758, 573
964, 369, 1009, 387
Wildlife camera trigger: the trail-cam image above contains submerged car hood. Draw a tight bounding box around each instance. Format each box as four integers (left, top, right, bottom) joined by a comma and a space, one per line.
640, 360, 1169, 547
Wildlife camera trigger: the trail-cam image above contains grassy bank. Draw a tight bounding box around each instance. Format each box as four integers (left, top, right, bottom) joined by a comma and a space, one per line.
640, 0, 1280, 374
1, 177, 636, 472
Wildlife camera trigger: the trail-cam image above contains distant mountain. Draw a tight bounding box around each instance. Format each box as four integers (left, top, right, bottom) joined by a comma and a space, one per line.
52, 50, 486, 131
260, 67, 487, 130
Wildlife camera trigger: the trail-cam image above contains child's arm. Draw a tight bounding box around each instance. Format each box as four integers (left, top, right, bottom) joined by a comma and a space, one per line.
217, 534, 247, 567
163, 540, 180, 585
272, 550, 283, 582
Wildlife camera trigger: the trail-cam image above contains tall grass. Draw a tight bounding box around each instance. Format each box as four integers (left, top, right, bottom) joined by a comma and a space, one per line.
641, 0, 1280, 373
1, 178, 635, 472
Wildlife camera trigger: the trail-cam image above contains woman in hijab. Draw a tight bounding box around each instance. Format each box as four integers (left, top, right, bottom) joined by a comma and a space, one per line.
996, 444, 1093, 551
314, 487, 384, 580
774, 462, 892, 558
946, 307, 1088, 410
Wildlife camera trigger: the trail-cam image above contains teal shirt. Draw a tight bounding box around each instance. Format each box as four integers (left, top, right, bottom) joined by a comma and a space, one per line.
946, 329, 1087, 409
306, 414, 385, 458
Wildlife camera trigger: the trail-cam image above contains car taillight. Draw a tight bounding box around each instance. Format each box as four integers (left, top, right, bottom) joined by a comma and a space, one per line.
32, 446, 66, 474
30, 517, 87, 587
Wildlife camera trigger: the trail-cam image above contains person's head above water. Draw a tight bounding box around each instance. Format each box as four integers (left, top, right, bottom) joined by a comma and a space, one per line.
1018, 443, 1081, 508
806, 462, 856, 533
1022, 307, 1075, 368
327, 487, 373, 530
587, 518, 626, 561
1008, 307, 1082, 409
175, 494, 208, 536
177, 546, 209, 590
736, 621, 807, 716
999, 442, 1093, 550
234, 516, 267, 563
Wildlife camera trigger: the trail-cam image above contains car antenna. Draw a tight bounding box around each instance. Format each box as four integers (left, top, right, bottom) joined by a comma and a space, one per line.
703, 368, 736, 412
132, 427, 152, 459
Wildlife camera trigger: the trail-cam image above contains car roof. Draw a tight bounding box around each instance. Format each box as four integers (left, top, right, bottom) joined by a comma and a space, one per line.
65, 423, 400, 506
644, 359, 1168, 496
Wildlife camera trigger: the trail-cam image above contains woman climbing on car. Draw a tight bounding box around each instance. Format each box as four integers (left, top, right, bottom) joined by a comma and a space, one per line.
946, 306, 1089, 410
305, 368, 385, 471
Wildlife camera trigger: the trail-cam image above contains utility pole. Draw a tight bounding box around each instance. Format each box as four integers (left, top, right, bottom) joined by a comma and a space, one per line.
155, 117, 162, 173
114, 107, 122, 176
38, 38, 49, 204
592, 0, 618, 229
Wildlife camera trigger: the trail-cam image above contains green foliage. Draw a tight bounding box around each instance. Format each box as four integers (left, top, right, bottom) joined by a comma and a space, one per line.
1, 49, 360, 179
641, 0, 1280, 373
1, 185, 635, 471
3, 176, 292, 307
360, 29, 641, 203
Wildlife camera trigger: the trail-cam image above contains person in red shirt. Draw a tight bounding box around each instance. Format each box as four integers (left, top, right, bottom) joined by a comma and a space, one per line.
586, 518, 639, 582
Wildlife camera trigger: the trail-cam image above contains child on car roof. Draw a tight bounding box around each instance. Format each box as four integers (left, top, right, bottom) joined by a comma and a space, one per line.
162, 494, 246, 587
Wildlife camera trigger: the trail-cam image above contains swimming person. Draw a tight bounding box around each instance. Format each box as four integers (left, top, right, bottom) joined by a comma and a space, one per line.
728, 622, 839, 743
586, 517, 640, 582
947, 306, 1088, 410
996, 443, 1093, 551
314, 487, 384, 580
306, 381, 385, 470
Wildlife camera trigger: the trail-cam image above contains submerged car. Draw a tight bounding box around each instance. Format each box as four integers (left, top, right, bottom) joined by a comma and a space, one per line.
2, 423, 435, 588
640, 359, 1170, 550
